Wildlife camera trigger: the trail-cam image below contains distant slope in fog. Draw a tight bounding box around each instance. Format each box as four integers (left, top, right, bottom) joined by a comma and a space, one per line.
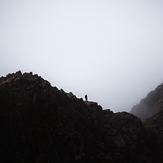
131, 84, 163, 120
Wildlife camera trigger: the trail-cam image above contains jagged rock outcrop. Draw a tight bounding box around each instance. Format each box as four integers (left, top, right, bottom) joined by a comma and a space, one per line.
0, 71, 162, 162
131, 84, 163, 120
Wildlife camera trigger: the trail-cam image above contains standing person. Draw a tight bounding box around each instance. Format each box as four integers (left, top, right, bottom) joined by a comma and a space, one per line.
85, 94, 88, 101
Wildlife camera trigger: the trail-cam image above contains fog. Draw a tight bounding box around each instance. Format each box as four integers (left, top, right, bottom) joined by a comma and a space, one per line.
0, 0, 163, 112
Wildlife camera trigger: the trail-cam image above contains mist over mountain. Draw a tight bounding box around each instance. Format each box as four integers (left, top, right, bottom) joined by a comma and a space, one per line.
1, 0, 163, 112
0, 71, 163, 162
131, 83, 163, 120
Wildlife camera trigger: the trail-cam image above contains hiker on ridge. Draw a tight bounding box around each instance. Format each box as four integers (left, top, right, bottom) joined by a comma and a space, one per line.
85, 94, 88, 101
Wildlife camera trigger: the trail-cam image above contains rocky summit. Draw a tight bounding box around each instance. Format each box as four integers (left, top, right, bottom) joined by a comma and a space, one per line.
0, 71, 163, 162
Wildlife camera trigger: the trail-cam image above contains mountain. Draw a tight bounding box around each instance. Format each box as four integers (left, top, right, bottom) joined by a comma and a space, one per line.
131, 84, 163, 120
0, 71, 162, 162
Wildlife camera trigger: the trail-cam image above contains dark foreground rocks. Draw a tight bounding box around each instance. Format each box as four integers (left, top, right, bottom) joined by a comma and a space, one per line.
0, 71, 162, 162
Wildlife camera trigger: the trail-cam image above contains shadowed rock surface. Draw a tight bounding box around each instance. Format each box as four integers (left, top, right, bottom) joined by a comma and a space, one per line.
131, 84, 163, 120
0, 71, 162, 162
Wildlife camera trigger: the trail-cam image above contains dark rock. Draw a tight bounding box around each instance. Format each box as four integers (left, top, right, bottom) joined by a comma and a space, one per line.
0, 71, 162, 162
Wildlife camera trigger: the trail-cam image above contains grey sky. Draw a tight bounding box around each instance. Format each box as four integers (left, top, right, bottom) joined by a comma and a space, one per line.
0, 0, 163, 112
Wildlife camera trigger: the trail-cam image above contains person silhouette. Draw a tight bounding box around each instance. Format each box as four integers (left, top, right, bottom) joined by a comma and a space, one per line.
85, 94, 88, 101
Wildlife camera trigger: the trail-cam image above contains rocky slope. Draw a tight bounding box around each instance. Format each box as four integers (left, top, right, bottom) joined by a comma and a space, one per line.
0, 71, 162, 162
144, 110, 163, 162
131, 84, 163, 120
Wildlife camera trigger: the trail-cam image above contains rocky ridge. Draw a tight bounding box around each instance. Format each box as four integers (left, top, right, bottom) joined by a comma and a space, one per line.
0, 71, 162, 162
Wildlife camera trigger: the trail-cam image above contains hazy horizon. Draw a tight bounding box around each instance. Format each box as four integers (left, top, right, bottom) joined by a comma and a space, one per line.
0, 0, 163, 112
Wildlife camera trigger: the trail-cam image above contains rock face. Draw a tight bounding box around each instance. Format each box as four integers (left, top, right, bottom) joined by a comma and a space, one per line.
131, 84, 163, 120
0, 71, 162, 162
144, 110, 163, 162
